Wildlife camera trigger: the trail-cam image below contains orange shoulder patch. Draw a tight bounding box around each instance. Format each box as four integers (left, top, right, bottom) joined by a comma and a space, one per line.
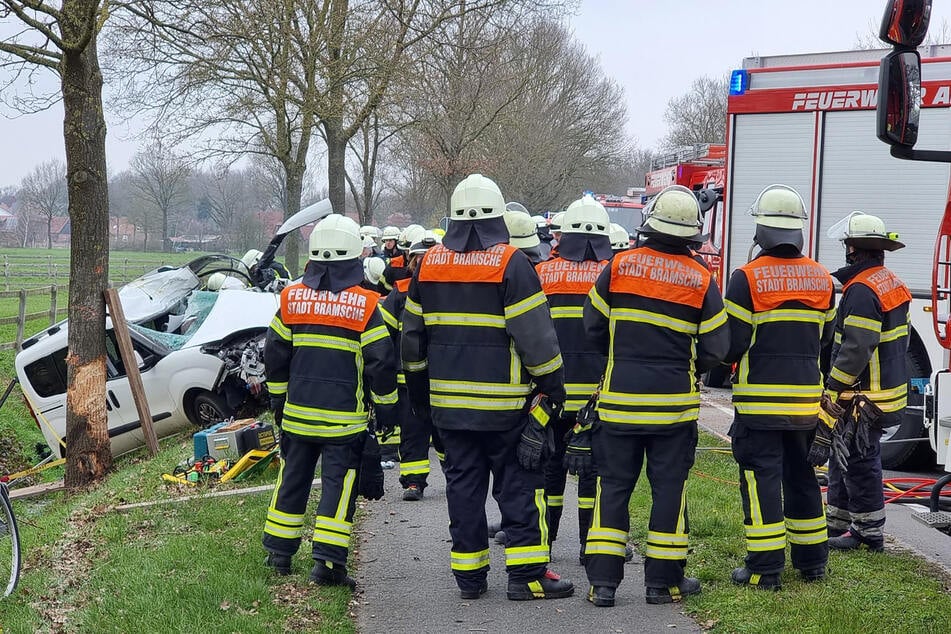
417, 243, 517, 284
537, 258, 608, 296
280, 284, 379, 331
843, 266, 912, 312
741, 256, 833, 312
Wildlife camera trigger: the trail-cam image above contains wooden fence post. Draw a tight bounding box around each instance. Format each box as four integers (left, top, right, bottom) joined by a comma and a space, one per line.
15, 289, 26, 351
104, 288, 159, 457
47, 255, 52, 277
3, 255, 8, 292
49, 285, 58, 326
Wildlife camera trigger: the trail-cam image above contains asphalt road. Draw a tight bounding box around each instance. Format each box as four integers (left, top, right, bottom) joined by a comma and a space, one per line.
353, 391, 951, 633
354, 457, 700, 633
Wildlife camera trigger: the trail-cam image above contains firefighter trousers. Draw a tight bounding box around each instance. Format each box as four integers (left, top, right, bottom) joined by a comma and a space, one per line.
397, 387, 444, 489
440, 425, 549, 592
585, 423, 697, 589
826, 427, 885, 544
262, 431, 363, 568
730, 425, 828, 574
544, 414, 596, 546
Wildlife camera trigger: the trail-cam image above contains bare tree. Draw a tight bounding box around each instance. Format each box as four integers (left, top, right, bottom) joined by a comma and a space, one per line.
19, 159, 68, 249
662, 75, 729, 148
130, 140, 191, 252
344, 107, 413, 224
0, 0, 114, 485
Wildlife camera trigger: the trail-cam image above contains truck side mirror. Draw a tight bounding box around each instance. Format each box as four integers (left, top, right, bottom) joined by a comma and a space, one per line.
879, 0, 932, 48
877, 50, 921, 148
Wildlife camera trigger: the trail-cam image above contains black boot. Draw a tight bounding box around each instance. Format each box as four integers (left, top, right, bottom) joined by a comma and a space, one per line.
310, 560, 356, 590
506, 569, 574, 601
587, 585, 616, 608
828, 531, 884, 552
459, 580, 489, 600
645, 577, 701, 604
265, 552, 291, 576
799, 566, 826, 582
731, 566, 781, 590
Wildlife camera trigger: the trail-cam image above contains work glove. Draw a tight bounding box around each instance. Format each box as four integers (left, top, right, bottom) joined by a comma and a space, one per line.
853, 394, 885, 458
404, 370, 431, 422
373, 403, 399, 441
809, 392, 844, 467
270, 395, 286, 429
358, 432, 385, 500
517, 395, 560, 472
564, 394, 599, 476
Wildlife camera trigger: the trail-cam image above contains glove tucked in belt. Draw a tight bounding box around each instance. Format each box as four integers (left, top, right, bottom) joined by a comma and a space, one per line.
808, 392, 846, 468
517, 394, 561, 472
564, 393, 599, 477
852, 394, 885, 458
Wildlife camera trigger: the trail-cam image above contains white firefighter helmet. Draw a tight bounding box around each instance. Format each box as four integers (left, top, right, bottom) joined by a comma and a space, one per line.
506, 201, 530, 215
309, 214, 363, 261
609, 223, 630, 251
207, 272, 227, 291
550, 211, 566, 233
398, 224, 426, 251
381, 225, 401, 242
409, 230, 441, 256
360, 225, 381, 241
363, 256, 386, 285
241, 249, 264, 269
362, 235, 377, 250
827, 211, 905, 251
642, 185, 703, 239
449, 174, 505, 220
450, 174, 506, 220
504, 210, 541, 249
531, 215, 547, 229
749, 184, 808, 229
561, 196, 610, 236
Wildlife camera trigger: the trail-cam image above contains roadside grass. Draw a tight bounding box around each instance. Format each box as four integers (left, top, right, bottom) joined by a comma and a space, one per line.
0, 432, 353, 634
626, 432, 951, 633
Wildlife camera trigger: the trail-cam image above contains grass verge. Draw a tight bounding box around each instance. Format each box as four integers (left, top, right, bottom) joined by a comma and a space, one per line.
0, 432, 353, 634
626, 432, 951, 633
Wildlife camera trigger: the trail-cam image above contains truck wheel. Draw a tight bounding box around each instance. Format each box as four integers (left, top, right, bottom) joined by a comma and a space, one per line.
880, 344, 935, 470
189, 391, 234, 428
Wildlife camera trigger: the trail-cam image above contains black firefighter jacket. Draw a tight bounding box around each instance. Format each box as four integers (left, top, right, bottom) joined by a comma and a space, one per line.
827, 261, 911, 426
583, 239, 729, 434
265, 281, 399, 439
401, 242, 566, 432
723, 248, 836, 430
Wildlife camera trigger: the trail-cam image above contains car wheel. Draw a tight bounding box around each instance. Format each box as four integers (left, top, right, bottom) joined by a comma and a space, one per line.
191, 391, 234, 428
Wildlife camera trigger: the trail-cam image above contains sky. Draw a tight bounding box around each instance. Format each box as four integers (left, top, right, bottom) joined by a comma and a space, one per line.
1, 0, 948, 187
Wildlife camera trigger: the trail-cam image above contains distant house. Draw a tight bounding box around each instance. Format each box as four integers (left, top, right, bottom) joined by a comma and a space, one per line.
49, 217, 71, 247
0, 205, 16, 233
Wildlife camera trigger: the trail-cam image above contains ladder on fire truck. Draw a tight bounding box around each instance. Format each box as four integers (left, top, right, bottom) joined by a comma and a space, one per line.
650, 144, 726, 171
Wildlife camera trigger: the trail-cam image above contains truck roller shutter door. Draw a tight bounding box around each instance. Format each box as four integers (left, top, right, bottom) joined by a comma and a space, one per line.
727, 113, 815, 277
817, 109, 951, 295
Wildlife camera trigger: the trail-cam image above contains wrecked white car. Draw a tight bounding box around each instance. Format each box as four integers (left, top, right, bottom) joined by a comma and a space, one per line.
15, 200, 332, 458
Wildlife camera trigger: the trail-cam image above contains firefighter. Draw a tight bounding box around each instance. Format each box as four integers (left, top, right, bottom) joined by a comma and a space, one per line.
262, 214, 399, 588
381, 226, 402, 260
504, 208, 546, 265
362, 256, 388, 296
723, 185, 836, 590
582, 185, 729, 607
609, 223, 630, 254
379, 230, 445, 501
535, 196, 612, 565
402, 173, 574, 601
383, 224, 424, 289
824, 212, 910, 552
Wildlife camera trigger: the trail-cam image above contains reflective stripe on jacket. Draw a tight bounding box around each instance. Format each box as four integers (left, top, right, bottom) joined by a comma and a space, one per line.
828, 264, 911, 422
265, 282, 398, 439
725, 252, 836, 430
536, 257, 608, 412
584, 241, 729, 433
401, 242, 565, 431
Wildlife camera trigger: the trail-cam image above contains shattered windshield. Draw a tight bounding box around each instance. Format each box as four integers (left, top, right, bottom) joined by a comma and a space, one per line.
130, 290, 219, 350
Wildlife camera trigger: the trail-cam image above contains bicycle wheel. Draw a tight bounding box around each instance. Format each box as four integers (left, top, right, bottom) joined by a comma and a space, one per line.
0, 485, 21, 598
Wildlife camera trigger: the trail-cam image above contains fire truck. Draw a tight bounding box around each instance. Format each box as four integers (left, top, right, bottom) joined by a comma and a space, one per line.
715, 44, 951, 469
593, 193, 644, 234
645, 143, 726, 199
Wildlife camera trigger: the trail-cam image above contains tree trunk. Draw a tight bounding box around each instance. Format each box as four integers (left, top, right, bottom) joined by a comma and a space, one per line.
162, 205, 170, 252
60, 25, 113, 488
326, 125, 347, 217
47, 215, 53, 249
283, 167, 304, 277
